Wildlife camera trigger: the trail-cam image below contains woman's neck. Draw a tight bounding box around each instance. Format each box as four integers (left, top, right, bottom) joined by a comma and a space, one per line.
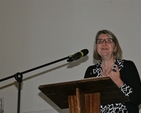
101, 58, 115, 69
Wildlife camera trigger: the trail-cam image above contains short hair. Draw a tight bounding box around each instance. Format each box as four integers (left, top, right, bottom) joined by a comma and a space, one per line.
94, 29, 122, 60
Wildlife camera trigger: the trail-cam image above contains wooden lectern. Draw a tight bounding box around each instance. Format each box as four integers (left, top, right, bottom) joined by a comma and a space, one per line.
38, 77, 129, 113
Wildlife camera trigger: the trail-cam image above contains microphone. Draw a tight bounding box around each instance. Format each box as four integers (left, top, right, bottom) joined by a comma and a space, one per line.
67, 49, 89, 62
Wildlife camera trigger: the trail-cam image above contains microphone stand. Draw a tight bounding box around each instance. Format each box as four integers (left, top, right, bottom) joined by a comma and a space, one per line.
0, 56, 73, 113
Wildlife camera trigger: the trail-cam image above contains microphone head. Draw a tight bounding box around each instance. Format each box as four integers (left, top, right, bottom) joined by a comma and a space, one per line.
67, 49, 89, 62
80, 49, 89, 57
72, 49, 89, 60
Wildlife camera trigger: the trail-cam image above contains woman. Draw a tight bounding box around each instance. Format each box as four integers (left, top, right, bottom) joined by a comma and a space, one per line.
84, 30, 141, 113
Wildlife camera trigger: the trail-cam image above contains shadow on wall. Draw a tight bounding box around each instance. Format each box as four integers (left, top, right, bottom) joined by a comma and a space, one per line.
0, 56, 89, 91
38, 92, 69, 113
0, 55, 89, 113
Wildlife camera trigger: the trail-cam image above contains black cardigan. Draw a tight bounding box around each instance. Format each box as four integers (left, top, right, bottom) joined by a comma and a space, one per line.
84, 59, 141, 113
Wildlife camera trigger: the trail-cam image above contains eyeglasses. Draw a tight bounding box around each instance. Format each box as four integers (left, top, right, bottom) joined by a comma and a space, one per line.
96, 38, 114, 44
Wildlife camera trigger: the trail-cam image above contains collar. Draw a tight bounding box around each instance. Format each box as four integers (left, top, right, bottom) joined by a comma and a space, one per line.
96, 59, 124, 71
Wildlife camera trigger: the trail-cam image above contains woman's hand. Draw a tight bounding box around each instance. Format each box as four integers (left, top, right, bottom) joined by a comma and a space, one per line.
102, 65, 124, 88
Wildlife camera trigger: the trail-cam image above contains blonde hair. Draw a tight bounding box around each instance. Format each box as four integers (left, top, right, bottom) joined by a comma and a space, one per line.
94, 30, 122, 60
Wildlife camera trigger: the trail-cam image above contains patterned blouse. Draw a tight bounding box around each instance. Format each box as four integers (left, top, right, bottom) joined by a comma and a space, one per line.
84, 59, 140, 113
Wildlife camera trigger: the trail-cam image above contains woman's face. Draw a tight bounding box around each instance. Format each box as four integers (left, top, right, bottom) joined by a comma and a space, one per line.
96, 34, 116, 59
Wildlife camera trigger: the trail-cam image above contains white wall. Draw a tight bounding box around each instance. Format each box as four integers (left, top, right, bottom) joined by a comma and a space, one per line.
0, 0, 141, 113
